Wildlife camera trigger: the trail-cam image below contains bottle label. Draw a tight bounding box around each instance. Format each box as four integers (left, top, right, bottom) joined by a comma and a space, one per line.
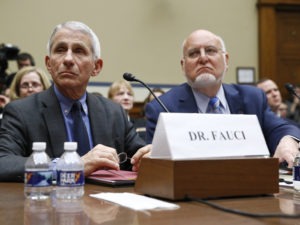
56, 170, 85, 187
24, 170, 52, 187
294, 166, 300, 181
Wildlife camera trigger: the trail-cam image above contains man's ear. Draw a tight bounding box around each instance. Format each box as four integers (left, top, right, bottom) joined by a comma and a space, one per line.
45, 56, 51, 74
180, 58, 185, 72
91, 58, 103, 77
225, 53, 229, 71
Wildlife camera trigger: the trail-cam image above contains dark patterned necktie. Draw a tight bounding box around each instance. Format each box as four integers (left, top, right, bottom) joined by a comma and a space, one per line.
71, 101, 90, 156
207, 97, 222, 114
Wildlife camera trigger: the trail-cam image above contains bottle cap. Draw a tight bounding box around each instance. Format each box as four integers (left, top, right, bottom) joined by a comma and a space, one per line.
32, 142, 46, 151
64, 142, 78, 151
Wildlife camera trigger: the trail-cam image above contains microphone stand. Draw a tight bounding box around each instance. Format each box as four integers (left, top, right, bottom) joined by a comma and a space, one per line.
123, 73, 169, 112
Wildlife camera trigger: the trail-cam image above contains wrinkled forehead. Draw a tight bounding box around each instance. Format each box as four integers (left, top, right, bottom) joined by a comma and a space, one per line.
52, 27, 90, 44
183, 30, 221, 51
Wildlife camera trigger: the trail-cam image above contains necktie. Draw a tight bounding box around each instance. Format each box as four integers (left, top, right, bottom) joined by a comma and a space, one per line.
207, 97, 222, 114
71, 101, 90, 156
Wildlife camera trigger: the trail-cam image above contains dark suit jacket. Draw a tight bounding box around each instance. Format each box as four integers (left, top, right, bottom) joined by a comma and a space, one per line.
0, 86, 145, 181
145, 83, 300, 154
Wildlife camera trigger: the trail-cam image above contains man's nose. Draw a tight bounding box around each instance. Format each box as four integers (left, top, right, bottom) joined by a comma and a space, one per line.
64, 50, 74, 63
198, 49, 209, 62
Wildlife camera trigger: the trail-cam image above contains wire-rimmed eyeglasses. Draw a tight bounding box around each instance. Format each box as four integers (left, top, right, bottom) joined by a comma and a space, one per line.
20, 82, 42, 90
185, 46, 225, 59
118, 152, 131, 164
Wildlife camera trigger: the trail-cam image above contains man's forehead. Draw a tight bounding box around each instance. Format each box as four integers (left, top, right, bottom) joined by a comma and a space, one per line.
50, 28, 93, 52
52, 28, 90, 45
186, 31, 220, 48
259, 80, 278, 91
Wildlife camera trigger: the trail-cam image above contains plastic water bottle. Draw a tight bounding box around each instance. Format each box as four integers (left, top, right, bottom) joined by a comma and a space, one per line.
24, 142, 52, 200
56, 142, 85, 199
294, 151, 300, 192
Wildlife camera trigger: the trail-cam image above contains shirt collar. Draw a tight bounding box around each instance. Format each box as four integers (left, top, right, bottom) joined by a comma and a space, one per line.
192, 85, 228, 113
53, 85, 88, 116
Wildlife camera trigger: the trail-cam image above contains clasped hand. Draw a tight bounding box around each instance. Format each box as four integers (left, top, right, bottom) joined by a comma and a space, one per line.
81, 144, 151, 176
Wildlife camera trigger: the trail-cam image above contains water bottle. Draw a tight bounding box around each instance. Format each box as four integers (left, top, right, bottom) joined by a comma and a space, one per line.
24, 142, 52, 200
56, 142, 85, 199
294, 151, 300, 192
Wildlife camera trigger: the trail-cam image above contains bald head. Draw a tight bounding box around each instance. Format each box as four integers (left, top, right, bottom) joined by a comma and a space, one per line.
182, 30, 226, 56
180, 29, 229, 97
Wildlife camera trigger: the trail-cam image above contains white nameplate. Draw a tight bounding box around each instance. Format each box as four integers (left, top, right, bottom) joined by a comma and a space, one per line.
151, 113, 270, 159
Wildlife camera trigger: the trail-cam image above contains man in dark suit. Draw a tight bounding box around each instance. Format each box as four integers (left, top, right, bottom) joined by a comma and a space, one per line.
145, 29, 300, 168
0, 21, 150, 181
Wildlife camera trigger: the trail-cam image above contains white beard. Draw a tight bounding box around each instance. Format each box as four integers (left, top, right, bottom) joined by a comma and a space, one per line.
188, 73, 218, 89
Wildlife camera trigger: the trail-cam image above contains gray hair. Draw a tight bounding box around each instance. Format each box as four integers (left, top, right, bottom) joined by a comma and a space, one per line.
47, 21, 101, 59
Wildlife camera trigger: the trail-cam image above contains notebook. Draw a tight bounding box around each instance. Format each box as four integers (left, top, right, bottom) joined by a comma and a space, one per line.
86, 170, 137, 187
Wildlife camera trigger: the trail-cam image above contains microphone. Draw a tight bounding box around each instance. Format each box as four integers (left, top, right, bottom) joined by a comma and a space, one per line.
123, 73, 169, 112
285, 83, 300, 100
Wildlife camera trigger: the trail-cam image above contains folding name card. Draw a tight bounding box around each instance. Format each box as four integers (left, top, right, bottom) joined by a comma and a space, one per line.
135, 113, 278, 200
151, 113, 270, 159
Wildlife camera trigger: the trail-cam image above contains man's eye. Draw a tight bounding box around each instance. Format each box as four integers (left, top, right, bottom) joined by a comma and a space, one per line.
206, 47, 217, 54
74, 48, 86, 54
55, 47, 66, 53
188, 50, 200, 58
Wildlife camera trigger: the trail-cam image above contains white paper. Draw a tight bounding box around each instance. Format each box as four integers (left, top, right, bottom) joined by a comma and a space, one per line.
151, 113, 270, 159
90, 192, 180, 211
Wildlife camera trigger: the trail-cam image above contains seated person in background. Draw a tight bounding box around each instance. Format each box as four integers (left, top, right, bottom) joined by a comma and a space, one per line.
141, 88, 165, 123
9, 66, 51, 101
144, 87, 165, 105
145, 29, 300, 168
5, 52, 36, 88
108, 79, 134, 120
108, 79, 146, 140
256, 78, 283, 117
286, 84, 300, 124
279, 102, 288, 118
256, 78, 300, 128
0, 21, 150, 182
0, 66, 50, 125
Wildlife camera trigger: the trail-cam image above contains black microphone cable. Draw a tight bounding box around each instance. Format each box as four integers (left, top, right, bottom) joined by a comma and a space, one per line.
186, 195, 300, 219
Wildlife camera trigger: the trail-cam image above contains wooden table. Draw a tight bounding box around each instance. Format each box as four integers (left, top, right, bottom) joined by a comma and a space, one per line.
1, 182, 300, 225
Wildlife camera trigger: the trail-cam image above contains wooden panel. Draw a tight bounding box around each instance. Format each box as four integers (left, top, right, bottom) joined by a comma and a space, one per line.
277, 11, 300, 56
257, 5, 277, 78
257, 0, 300, 100
135, 158, 279, 200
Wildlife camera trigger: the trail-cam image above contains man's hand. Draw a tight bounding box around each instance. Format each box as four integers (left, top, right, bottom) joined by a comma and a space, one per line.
131, 144, 151, 172
273, 136, 299, 168
81, 144, 119, 176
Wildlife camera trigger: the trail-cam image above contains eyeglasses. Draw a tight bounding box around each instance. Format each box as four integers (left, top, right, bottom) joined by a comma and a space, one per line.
185, 46, 224, 59
118, 152, 131, 164
20, 82, 42, 90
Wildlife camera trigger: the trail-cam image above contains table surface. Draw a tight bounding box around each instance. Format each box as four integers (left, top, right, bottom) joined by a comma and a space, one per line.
1, 182, 300, 225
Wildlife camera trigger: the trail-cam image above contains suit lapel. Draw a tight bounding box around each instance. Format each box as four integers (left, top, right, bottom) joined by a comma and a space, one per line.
87, 93, 108, 145
40, 87, 67, 157
178, 83, 198, 113
223, 84, 245, 114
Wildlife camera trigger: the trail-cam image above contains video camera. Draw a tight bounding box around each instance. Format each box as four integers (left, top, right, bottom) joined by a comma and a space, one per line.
0, 43, 20, 91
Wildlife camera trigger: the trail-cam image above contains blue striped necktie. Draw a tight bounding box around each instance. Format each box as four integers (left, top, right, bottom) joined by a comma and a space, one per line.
71, 101, 90, 156
207, 97, 222, 114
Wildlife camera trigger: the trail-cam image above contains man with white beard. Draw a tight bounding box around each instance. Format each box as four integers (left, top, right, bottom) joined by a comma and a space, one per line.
145, 29, 300, 169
